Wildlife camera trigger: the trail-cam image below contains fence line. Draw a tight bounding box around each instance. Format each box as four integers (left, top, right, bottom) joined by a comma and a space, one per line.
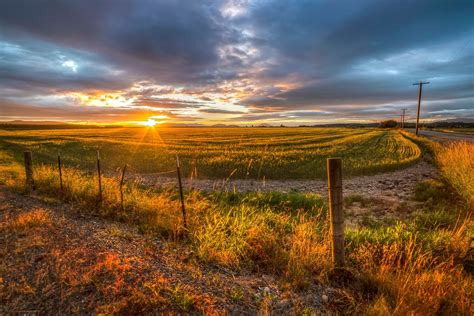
176, 156, 187, 231
23, 151, 34, 193
119, 164, 127, 211
57, 151, 63, 198
21, 150, 346, 269
96, 151, 102, 205
327, 158, 345, 268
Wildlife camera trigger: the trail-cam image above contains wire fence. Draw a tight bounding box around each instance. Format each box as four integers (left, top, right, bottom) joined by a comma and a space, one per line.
24, 150, 190, 231
21, 149, 346, 268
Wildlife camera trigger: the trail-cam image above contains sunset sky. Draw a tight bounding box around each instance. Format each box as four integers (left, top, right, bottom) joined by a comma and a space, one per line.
0, 0, 473, 126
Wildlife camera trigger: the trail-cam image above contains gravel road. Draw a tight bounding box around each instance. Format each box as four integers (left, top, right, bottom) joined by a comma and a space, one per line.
407, 129, 474, 142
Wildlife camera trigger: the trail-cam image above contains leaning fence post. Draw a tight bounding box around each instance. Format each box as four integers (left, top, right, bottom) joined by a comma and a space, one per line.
97, 150, 102, 204
24, 151, 34, 193
119, 164, 127, 211
327, 158, 345, 268
176, 156, 187, 230
58, 151, 63, 198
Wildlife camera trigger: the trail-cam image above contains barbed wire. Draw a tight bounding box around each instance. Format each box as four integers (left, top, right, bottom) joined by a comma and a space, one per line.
125, 164, 176, 176
147, 170, 177, 176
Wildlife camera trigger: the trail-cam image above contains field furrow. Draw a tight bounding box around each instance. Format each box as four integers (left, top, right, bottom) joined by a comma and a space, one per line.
0, 127, 421, 179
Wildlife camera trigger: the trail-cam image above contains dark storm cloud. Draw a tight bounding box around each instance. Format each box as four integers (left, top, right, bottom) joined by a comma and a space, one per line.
243, 73, 474, 109
0, 0, 230, 90
246, 0, 473, 74
242, 0, 474, 114
0, 39, 130, 93
0, 0, 473, 122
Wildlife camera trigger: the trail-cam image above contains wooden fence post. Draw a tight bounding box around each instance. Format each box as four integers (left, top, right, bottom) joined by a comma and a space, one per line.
176, 156, 187, 230
24, 151, 33, 193
58, 151, 63, 198
97, 151, 102, 204
327, 158, 345, 268
119, 164, 127, 211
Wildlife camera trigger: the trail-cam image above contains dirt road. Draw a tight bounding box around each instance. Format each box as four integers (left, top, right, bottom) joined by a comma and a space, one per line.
407, 129, 474, 142
141, 160, 437, 199
137, 160, 437, 228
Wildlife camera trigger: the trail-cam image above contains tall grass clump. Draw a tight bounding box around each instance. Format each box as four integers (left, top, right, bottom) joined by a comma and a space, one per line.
192, 192, 330, 284
435, 141, 474, 206
285, 215, 330, 289
353, 235, 472, 315
0, 148, 22, 186
193, 205, 271, 266
345, 211, 473, 314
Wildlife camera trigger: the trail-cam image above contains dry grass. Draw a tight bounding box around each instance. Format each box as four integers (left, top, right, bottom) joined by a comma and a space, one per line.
0, 133, 472, 314
11, 164, 184, 236
285, 216, 330, 289
11, 208, 51, 229
435, 141, 474, 206
4, 158, 330, 287
5, 162, 469, 314
353, 230, 472, 315
0, 201, 219, 314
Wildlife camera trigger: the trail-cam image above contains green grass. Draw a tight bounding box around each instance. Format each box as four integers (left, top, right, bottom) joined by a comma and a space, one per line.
435, 141, 474, 206
0, 127, 421, 179
0, 130, 471, 314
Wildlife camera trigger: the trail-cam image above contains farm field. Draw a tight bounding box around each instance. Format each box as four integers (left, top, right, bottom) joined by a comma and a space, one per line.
0, 127, 421, 179
0, 127, 472, 314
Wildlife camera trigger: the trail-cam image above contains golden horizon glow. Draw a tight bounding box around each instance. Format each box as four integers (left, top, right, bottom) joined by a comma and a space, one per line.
141, 118, 158, 127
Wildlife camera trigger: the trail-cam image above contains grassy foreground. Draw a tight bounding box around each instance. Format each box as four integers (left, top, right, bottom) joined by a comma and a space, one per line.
435, 141, 474, 206
0, 127, 421, 179
0, 138, 472, 314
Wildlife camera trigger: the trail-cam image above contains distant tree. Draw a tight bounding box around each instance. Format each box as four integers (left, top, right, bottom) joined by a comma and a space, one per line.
379, 120, 398, 128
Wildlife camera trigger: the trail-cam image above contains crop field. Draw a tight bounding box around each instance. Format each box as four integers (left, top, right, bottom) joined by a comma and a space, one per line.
0, 127, 421, 179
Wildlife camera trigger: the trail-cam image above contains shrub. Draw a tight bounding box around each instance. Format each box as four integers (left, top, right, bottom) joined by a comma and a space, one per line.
379, 120, 398, 128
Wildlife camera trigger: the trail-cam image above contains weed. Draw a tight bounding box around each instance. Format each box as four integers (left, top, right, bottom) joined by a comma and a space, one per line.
229, 286, 244, 302
170, 284, 195, 311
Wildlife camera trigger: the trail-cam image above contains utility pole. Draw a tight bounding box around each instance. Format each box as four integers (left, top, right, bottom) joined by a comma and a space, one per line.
413, 81, 430, 135
401, 108, 407, 129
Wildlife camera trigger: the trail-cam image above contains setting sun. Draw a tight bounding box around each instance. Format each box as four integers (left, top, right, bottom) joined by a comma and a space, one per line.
142, 118, 157, 127
139, 115, 169, 127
